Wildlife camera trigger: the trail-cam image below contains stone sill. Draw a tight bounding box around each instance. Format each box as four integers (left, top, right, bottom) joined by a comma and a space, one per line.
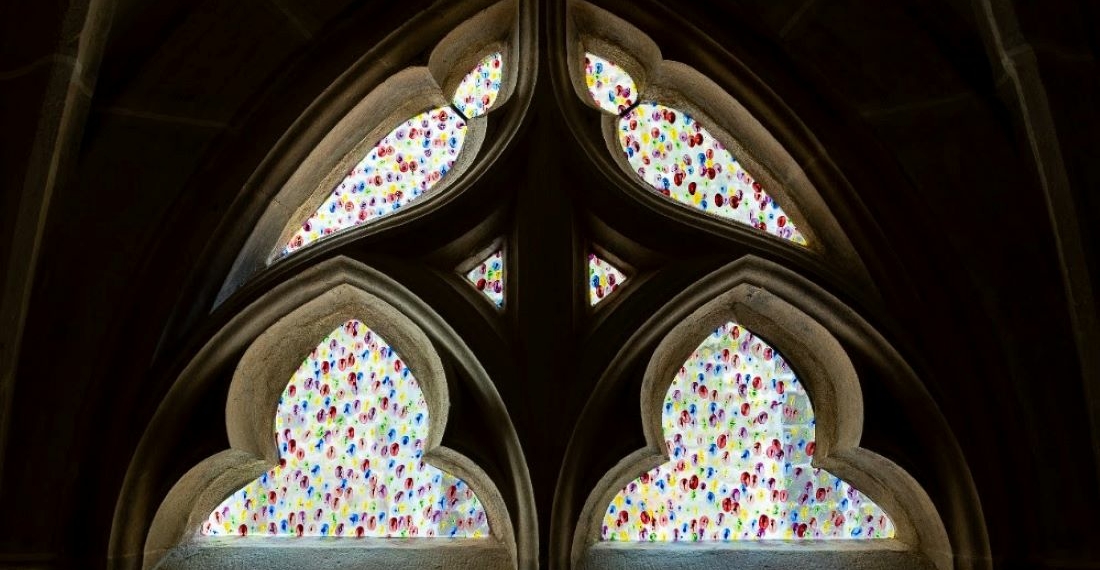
580, 539, 934, 570
154, 537, 512, 569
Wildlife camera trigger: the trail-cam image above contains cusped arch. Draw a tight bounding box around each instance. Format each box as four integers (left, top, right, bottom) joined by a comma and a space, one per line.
553, 256, 987, 570
600, 320, 895, 541
558, 1, 873, 289
215, 0, 533, 306
111, 257, 537, 570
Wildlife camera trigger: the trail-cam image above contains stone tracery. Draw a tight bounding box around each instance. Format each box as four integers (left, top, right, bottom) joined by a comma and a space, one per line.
203, 319, 489, 538
601, 321, 893, 542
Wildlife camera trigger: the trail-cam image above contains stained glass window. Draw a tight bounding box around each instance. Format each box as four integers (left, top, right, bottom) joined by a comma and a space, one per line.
602, 322, 893, 541
452, 52, 504, 119
281, 54, 505, 256
618, 104, 806, 245
282, 108, 468, 256
203, 319, 489, 538
583, 52, 636, 114
589, 253, 627, 306
580, 51, 807, 245
464, 249, 505, 308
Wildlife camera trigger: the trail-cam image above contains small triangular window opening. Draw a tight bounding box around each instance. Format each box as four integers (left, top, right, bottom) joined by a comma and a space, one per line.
588, 253, 628, 306
464, 250, 505, 308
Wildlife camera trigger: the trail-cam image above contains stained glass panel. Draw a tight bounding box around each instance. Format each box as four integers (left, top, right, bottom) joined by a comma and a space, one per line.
589, 253, 627, 306
584, 52, 636, 114
282, 107, 467, 256
203, 319, 489, 538
618, 103, 807, 245
452, 52, 504, 119
464, 249, 505, 308
602, 322, 893, 541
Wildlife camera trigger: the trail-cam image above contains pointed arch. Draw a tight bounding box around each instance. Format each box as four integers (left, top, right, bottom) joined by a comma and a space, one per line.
110, 256, 537, 569
600, 320, 895, 541
553, 256, 982, 569
213, 0, 534, 307
554, 1, 874, 292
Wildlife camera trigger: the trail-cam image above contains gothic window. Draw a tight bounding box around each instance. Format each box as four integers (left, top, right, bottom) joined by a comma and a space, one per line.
601, 321, 893, 542
280, 106, 472, 256
582, 54, 806, 245
125, 4, 535, 569
557, 3, 954, 570
137, 270, 525, 569
280, 54, 505, 257
566, 276, 951, 570
112, 2, 977, 570
202, 318, 490, 539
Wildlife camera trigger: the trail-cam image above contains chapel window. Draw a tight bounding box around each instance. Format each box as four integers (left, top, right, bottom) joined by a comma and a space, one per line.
203, 319, 490, 538
281, 53, 505, 257
602, 321, 893, 542
583, 53, 807, 245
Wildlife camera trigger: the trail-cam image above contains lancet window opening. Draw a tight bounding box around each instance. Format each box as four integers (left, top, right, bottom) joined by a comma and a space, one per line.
581, 52, 807, 245
281, 53, 506, 257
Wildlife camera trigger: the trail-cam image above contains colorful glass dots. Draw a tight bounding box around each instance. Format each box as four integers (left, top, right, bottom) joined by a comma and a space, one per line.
618, 103, 807, 245
601, 322, 894, 542
281, 107, 468, 256
203, 319, 490, 539
452, 52, 504, 119
588, 253, 627, 306
584, 52, 637, 114
465, 249, 505, 308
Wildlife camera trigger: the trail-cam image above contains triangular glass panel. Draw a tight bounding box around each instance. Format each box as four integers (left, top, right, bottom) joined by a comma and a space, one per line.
588, 253, 627, 306
602, 322, 893, 541
282, 107, 468, 256
464, 250, 505, 308
203, 319, 489, 538
452, 52, 504, 119
617, 103, 807, 245
584, 52, 636, 114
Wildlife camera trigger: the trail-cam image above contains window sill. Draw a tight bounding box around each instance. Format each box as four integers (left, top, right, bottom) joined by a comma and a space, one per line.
154, 536, 512, 569
580, 539, 934, 570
